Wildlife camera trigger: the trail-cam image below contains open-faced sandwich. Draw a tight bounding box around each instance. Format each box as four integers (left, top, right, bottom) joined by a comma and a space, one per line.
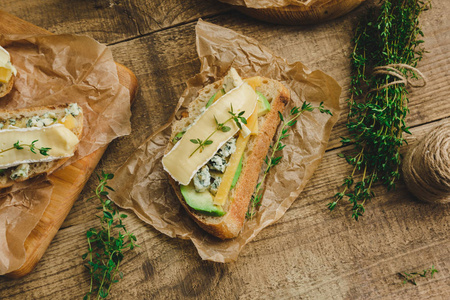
0, 103, 83, 188
163, 68, 289, 239
0, 46, 17, 98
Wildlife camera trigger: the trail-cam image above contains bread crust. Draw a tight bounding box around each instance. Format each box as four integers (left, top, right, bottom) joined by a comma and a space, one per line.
0, 103, 83, 188
167, 78, 290, 239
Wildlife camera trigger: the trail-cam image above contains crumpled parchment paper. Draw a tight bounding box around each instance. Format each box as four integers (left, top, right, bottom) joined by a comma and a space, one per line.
0, 34, 131, 275
109, 19, 341, 262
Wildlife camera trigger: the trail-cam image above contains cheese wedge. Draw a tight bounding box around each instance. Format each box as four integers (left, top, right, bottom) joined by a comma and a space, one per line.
0, 124, 79, 168
163, 82, 257, 185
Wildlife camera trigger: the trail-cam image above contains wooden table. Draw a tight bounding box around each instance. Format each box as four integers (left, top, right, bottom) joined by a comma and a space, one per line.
1, 0, 449, 299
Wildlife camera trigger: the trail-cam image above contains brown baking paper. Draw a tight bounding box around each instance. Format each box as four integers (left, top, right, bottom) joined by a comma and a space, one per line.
219, 0, 351, 9
0, 34, 131, 274
0, 177, 53, 275
109, 19, 341, 262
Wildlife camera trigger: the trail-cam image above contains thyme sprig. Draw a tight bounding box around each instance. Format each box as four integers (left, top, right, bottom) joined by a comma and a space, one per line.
328, 0, 430, 220
0, 140, 51, 156
399, 265, 438, 285
189, 104, 246, 157
83, 171, 138, 300
247, 102, 332, 219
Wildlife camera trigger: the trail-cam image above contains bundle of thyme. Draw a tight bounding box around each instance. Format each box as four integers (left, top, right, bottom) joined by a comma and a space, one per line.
328, 0, 430, 219
247, 102, 332, 219
82, 172, 138, 300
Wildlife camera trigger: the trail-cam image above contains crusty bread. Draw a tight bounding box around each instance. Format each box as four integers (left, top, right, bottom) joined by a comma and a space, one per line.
166, 77, 289, 239
0, 103, 83, 188
0, 74, 14, 98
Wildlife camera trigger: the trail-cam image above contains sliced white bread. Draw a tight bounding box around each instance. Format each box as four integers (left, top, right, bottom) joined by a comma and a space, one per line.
166, 77, 289, 239
0, 103, 83, 188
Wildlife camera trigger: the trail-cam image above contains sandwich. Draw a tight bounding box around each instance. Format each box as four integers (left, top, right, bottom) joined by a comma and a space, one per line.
163, 68, 289, 239
0, 46, 17, 98
0, 103, 83, 188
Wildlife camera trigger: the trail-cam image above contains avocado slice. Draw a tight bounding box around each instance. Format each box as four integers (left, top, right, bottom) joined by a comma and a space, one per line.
180, 184, 225, 216
256, 91, 271, 116
206, 88, 226, 108
230, 156, 243, 189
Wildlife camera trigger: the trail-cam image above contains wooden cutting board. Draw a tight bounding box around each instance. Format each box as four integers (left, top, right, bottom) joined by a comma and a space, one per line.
0, 10, 138, 278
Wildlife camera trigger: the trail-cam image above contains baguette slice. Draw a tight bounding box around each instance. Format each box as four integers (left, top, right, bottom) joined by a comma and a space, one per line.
166, 76, 289, 239
0, 103, 83, 188
0, 73, 14, 98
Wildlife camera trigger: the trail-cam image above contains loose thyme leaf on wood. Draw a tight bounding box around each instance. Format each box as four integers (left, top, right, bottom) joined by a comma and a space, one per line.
83, 171, 138, 300
328, 0, 431, 220
247, 101, 332, 219
399, 265, 438, 285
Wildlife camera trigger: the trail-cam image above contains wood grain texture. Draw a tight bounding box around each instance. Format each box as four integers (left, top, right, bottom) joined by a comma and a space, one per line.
0, 10, 138, 278
1, 0, 450, 299
235, 0, 365, 25
0, 0, 230, 44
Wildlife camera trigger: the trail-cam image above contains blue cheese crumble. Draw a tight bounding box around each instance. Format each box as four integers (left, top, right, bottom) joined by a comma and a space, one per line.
10, 163, 30, 180
65, 103, 82, 116
193, 165, 211, 192
209, 174, 222, 195
208, 155, 227, 173
218, 138, 236, 158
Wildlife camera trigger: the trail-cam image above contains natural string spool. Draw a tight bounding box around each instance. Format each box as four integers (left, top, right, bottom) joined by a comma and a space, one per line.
402, 121, 450, 204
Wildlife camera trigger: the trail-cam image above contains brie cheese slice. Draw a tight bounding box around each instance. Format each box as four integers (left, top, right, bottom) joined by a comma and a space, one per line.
163, 82, 258, 185
0, 124, 79, 169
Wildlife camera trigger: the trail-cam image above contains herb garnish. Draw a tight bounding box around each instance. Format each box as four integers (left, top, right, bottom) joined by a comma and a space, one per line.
399, 265, 438, 285
327, 0, 430, 220
189, 104, 246, 157
0, 140, 51, 156
247, 102, 332, 219
83, 171, 138, 300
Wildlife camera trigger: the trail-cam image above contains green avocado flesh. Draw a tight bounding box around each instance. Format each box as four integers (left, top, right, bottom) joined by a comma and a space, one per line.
180, 184, 225, 217
256, 91, 271, 116
231, 155, 243, 189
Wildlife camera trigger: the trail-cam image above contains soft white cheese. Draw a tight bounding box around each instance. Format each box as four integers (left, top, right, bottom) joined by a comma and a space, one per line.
0, 46, 17, 83
162, 82, 257, 186
0, 124, 79, 169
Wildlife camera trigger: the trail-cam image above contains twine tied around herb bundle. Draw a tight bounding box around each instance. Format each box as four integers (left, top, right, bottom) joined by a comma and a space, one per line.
369, 63, 427, 93
402, 121, 450, 204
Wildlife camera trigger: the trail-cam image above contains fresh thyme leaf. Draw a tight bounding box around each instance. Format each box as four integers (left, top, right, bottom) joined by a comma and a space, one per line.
189, 105, 247, 157
247, 102, 332, 219
5, 140, 51, 156
399, 265, 438, 285
83, 171, 138, 300
329, 0, 431, 220
13, 141, 23, 150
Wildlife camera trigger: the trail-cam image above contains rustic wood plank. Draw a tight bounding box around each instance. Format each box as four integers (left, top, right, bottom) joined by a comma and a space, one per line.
0, 0, 230, 44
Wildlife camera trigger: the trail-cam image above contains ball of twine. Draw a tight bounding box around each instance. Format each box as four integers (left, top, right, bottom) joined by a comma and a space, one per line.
402, 121, 450, 204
